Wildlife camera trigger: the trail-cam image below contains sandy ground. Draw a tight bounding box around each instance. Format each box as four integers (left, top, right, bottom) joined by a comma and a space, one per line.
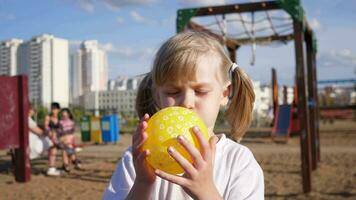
0, 120, 355, 200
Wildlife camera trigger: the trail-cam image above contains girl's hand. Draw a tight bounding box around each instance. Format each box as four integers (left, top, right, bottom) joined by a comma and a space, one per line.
132, 114, 156, 185
155, 127, 222, 200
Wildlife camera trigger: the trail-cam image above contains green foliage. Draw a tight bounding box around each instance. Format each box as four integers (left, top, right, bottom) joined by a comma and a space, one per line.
35, 105, 48, 127
71, 106, 88, 123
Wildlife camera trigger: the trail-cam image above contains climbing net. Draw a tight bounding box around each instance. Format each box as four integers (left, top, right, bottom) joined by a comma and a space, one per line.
187, 9, 294, 65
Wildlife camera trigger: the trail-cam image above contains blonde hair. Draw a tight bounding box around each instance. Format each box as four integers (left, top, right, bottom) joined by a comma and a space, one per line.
135, 31, 255, 140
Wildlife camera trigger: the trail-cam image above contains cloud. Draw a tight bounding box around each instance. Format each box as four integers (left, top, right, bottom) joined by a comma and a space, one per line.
309, 18, 321, 31
99, 42, 156, 60
103, 0, 158, 10
130, 11, 146, 23
318, 49, 356, 68
117, 16, 124, 24
74, 0, 95, 13
178, 0, 226, 6
129, 10, 158, 25
69, 0, 158, 13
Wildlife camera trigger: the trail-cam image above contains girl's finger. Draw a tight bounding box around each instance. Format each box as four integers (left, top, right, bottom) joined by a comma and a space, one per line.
191, 126, 211, 161
132, 114, 150, 144
209, 135, 219, 165
133, 121, 148, 148
167, 146, 197, 177
177, 135, 204, 168
136, 149, 150, 165
155, 169, 187, 187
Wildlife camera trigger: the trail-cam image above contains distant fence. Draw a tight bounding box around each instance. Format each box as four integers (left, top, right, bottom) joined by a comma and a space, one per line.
319, 105, 356, 120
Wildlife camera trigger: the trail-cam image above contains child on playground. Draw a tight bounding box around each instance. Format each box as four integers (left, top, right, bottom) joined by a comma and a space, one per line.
28, 104, 61, 176
58, 108, 82, 172
103, 31, 264, 200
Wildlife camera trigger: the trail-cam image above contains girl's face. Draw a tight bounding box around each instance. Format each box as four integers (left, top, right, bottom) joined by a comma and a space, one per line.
156, 55, 229, 135
61, 111, 69, 119
52, 108, 60, 115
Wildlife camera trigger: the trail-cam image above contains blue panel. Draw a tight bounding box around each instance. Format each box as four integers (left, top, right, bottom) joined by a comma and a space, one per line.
276, 104, 291, 136
101, 115, 120, 143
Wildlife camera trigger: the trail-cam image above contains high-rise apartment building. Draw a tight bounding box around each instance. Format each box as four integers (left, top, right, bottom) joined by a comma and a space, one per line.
70, 40, 108, 105
0, 39, 23, 76
18, 34, 69, 107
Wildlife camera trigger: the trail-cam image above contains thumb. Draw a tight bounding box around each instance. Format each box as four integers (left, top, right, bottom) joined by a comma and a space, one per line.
209, 135, 219, 165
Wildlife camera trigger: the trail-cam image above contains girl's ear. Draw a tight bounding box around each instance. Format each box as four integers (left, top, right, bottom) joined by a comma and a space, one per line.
220, 82, 230, 106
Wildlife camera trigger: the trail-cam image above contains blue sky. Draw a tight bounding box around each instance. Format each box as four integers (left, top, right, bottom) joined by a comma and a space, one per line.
1, 0, 355, 85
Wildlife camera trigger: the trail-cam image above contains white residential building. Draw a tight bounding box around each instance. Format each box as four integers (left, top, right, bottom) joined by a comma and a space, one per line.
108, 76, 128, 91
278, 85, 294, 104
81, 90, 137, 116
253, 81, 272, 118
108, 75, 144, 91
0, 39, 23, 76
70, 40, 108, 104
18, 34, 69, 108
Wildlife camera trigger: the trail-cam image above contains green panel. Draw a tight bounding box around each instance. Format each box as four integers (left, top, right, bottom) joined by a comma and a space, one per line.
80, 115, 91, 142
276, 0, 305, 29
176, 8, 198, 33
312, 31, 318, 53
81, 131, 90, 142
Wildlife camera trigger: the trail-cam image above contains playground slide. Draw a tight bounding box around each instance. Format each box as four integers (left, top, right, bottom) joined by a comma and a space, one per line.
272, 104, 292, 139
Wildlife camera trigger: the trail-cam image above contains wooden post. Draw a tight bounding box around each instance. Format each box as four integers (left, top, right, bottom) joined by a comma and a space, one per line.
305, 31, 318, 170
312, 46, 320, 163
14, 76, 31, 182
293, 20, 312, 193
272, 68, 278, 125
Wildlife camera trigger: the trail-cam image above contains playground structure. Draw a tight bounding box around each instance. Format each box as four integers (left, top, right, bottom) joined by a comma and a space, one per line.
0, 75, 30, 182
177, 0, 319, 193
271, 68, 300, 141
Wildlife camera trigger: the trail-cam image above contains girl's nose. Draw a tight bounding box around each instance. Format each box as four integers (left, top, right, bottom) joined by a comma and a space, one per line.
179, 91, 195, 110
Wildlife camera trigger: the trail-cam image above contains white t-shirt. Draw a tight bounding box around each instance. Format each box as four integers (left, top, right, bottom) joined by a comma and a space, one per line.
102, 134, 264, 200
29, 117, 52, 159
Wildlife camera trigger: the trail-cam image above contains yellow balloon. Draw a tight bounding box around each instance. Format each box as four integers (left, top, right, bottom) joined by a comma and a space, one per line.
142, 106, 209, 174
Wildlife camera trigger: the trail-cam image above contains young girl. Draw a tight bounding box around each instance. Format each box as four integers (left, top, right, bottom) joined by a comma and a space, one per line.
103, 31, 264, 200
59, 108, 81, 172
44, 102, 62, 176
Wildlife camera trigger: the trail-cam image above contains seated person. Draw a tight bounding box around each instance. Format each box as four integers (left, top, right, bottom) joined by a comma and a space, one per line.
58, 108, 82, 172
29, 104, 62, 176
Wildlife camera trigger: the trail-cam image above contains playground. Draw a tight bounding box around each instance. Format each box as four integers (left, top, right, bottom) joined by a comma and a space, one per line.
0, 120, 355, 199
0, 1, 355, 199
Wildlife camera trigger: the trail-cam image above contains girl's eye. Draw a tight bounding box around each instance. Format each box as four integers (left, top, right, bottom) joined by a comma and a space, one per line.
165, 91, 179, 95
195, 90, 209, 95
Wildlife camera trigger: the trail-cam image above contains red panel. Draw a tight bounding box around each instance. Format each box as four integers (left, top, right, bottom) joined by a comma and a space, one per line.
0, 75, 30, 182
0, 76, 20, 149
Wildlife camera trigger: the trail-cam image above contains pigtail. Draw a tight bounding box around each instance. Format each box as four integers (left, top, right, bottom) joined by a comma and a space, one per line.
225, 67, 255, 141
135, 73, 159, 118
